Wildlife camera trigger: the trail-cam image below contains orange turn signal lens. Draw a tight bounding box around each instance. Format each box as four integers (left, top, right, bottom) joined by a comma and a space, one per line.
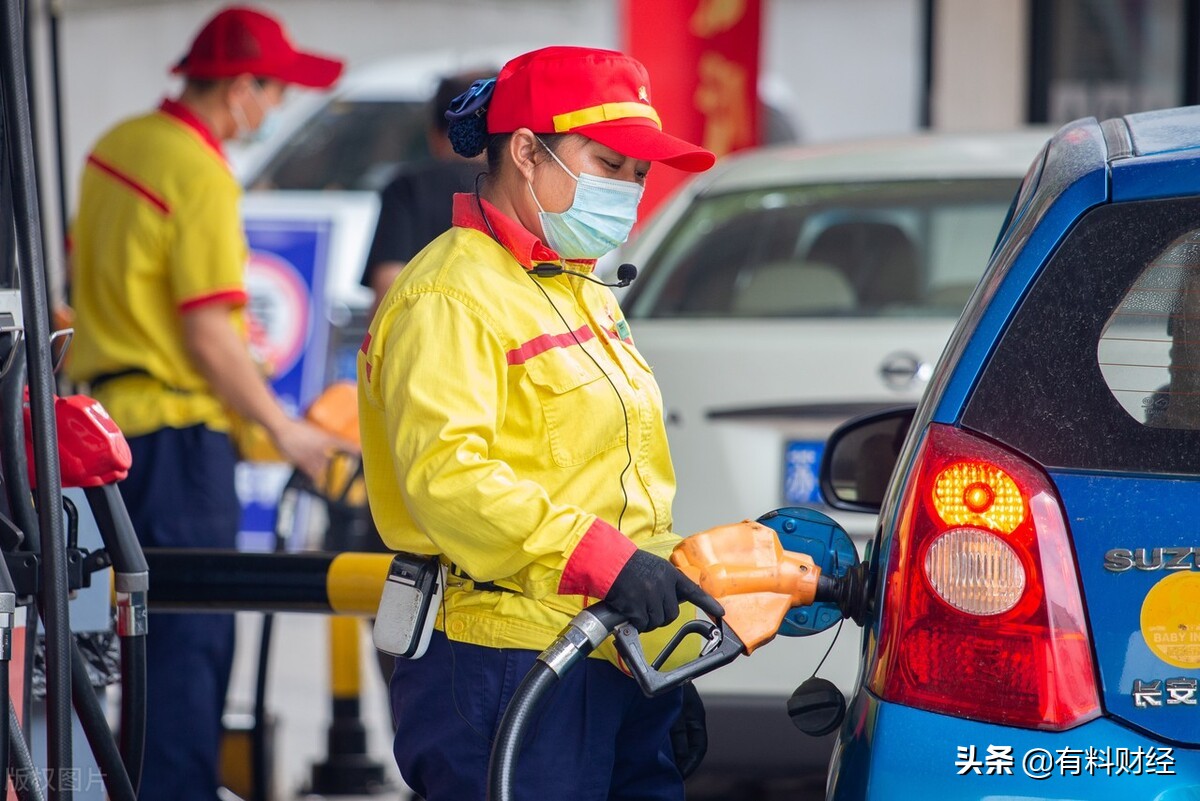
932, 461, 1024, 534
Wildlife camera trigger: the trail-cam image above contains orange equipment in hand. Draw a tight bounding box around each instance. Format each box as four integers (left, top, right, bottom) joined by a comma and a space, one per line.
671, 519, 824, 654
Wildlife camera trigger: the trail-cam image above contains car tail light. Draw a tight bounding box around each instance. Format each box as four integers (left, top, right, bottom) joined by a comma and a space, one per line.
868, 424, 1100, 730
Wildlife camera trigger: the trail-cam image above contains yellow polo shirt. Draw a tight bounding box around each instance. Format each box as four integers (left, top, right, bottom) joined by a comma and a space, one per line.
67, 99, 247, 438
359, 194, 699, 668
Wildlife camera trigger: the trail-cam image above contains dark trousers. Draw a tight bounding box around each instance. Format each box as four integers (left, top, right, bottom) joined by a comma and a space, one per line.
119, 425, 241, 801
391, 631, 685, 801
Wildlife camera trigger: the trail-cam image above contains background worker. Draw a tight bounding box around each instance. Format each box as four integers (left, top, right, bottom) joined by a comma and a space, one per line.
358, 46, 722, 800
66, 6, 349, 800
360, 69, 494, 310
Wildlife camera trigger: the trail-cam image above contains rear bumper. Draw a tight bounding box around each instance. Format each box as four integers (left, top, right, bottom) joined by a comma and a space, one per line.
830, 691, 1200, 800
690, 692, 835, 781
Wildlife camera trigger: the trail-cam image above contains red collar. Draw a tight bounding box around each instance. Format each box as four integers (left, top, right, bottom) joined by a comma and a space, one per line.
158, 98, 225, 160
451, 193, 597, 271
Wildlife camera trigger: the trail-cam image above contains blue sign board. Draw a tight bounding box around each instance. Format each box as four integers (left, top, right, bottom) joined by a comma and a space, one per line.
783, 440, 825, 505
237, 218, 333, 547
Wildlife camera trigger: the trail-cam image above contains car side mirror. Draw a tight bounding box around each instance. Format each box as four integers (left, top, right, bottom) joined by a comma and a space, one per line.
819, 406, 916, 514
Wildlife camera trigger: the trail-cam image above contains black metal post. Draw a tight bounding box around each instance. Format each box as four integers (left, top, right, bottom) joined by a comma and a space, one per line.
0, 3, 73, 799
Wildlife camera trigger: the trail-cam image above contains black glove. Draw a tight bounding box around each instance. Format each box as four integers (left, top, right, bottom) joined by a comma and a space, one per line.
670, 681, 708, 780
605, 550, 725, 632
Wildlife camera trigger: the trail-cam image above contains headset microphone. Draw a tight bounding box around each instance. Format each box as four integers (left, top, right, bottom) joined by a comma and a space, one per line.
530, 263, 638, 288
615, 263, 638, 287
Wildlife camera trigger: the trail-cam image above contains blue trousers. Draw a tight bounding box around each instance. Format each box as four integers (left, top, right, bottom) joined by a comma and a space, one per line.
119, 425, 240, 801
391, 631, 685, 801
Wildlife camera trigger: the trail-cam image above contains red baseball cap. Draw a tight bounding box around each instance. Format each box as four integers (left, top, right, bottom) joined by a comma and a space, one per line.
488, 46, 715, 172
172, 5, 343, 89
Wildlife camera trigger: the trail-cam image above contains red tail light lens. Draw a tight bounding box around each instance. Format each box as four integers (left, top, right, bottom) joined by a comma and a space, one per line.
868, 424, 1100, 730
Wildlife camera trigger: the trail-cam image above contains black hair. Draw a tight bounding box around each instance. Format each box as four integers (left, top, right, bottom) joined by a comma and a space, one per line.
184, 77, 220, 93
183, 74, 271, 94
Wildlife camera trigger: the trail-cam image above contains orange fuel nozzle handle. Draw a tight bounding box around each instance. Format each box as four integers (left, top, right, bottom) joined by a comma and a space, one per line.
240, 381, 366, 503
671, 519, 824, 654
303, 380, 360, 446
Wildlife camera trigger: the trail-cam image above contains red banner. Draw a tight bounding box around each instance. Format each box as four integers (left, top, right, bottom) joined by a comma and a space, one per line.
622, 0, 762, 221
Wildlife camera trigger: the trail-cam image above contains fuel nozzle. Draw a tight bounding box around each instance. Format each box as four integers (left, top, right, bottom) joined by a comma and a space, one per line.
815, 560, 871, 626
672, 520, 826, 654
672, 518, 873, 653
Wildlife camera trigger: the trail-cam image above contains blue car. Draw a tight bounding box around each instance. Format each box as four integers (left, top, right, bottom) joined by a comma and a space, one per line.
801, 107, 1200, 798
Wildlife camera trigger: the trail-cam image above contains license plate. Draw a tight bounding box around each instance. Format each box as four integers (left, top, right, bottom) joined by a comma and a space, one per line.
783, 440, 825, 505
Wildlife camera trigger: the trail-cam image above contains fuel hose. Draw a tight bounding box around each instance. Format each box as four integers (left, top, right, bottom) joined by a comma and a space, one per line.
0, 0, 75, 791
9, 699, 45, 801
486, 603, 625, 801
69, 640, 136, 801
83, 483, 149, 795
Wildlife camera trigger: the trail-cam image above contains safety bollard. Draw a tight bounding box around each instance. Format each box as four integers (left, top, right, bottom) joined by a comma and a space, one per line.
145, 548, 396, 796
306, 615, 390, 795
307, 462, 392, 796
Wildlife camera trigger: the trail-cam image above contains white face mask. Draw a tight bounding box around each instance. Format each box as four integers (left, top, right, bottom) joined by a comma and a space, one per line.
528, 138, 644, 260
231, 83, 280, 144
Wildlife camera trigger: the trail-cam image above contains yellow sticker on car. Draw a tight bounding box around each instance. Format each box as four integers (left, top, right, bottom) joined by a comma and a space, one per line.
1140, 571, 1200, 668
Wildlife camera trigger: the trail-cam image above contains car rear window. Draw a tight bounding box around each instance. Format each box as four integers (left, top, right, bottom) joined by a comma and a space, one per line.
248, 100, 429, 192
963, 198, 1200, 475
1099, 228, 1200, 430
625, 179, 1018, 319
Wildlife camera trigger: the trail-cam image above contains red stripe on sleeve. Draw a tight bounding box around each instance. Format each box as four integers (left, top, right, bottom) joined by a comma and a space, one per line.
558, 519, 637, 598
86, 155, 171, 215
361, 333, 373, 381
506, 326, 595, 365
178, 289, 248, 313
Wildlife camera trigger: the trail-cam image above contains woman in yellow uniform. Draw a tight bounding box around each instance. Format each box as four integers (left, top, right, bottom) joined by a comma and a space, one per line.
358, 46, 720, 800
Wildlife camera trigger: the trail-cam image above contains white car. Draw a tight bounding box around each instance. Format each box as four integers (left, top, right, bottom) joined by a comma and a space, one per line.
611, 130, 1049, 792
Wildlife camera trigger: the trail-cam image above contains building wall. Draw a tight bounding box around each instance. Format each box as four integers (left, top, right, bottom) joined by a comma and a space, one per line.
21, 0, 924, 291
930, 0, 1029, 131
764, 0, 923, 142
34, 0, 924, 208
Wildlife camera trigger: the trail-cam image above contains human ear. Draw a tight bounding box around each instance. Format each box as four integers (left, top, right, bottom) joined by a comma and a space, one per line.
509, 129, 542, 182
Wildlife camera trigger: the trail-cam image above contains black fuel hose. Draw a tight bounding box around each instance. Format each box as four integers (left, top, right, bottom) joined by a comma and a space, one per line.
251, 468, 305, 801
0, 355, 41, 745
0, 658, 7, 797
0, 353, 37, 744
82, 483, 148, 795
486, 603, 625, 801
118, 633, 146, 791
252, 613, 274, 801
1, 0, 74, 792
0, 355, 36, 550
9, 699, 45, 801
70, 640, 136, 801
